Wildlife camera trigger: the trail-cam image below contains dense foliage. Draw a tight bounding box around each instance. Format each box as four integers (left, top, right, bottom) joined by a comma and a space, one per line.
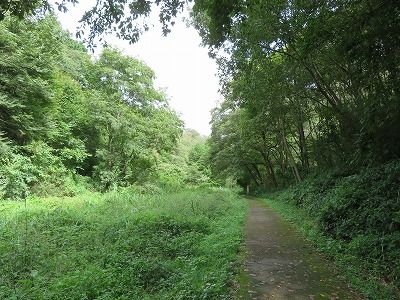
140, 129, 213, 193
0, 15, 187, 199
264, 160, 400, 298
190, 0, 400, 189
0, 188, 246, 299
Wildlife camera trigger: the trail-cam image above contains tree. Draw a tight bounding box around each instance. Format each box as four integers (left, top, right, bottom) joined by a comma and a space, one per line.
203, 0, 399, 191
0, 15, 184, 198
0, 0, 188, 47
0, 16, 62, 144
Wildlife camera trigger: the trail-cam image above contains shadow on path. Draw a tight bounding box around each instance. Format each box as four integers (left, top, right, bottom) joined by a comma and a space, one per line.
240, 199, 361, 300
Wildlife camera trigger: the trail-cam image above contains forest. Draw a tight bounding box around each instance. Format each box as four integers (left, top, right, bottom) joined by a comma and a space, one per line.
0, 0, 399, 299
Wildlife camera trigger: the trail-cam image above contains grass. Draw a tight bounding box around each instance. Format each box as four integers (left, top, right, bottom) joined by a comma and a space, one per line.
0, 188, 247, 299
262, 192, 399, 300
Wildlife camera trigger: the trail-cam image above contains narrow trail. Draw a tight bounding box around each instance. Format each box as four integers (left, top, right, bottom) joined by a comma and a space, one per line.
240, 199, 360, 300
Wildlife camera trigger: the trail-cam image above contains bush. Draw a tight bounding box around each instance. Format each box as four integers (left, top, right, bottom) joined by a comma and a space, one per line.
0, 153, 37, 199
0, 137, 38, 199
272, 159, 400, 293
0, 139, 92, 200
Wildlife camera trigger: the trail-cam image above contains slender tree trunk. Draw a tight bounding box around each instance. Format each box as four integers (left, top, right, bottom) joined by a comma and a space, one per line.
245, 165, 260, 186
259, 132, 279, 188
259, 150, 278, 188
279, 140, 286, 174
267, 158, 278, 188
297, 121, 309, 171
304, 59, 361, 154
280, 120, 301, 183
251, 163, 264, 186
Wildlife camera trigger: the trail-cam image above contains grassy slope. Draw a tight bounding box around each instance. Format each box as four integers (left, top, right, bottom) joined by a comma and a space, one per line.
0, 188, 247, 300
260, 160, 400, 300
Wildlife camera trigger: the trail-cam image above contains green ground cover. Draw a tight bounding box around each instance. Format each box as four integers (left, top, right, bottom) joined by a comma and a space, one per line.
0, 188, 247, 300
261, 161, 400, 299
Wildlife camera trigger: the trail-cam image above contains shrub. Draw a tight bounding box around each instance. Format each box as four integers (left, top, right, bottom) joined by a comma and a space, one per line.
273, 159, 400, 291
0, 139, 92, 200
0, 137, 38, 199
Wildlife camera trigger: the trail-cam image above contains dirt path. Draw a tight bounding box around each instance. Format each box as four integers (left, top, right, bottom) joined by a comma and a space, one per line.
240, 199, 360, 300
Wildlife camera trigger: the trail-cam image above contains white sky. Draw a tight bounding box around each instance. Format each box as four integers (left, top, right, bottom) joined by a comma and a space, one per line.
54, 1, 220, 135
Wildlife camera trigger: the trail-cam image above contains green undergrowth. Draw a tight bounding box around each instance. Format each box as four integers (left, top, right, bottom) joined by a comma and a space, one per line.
261, 160, 400, 300
0, 188, 246, 299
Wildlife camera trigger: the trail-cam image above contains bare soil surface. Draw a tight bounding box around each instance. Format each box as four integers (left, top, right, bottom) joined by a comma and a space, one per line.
239, 199, 360, 300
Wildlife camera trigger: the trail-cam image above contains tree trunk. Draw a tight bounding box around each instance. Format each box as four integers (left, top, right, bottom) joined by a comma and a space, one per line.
251, 163, 264, 186
297, 121, 309, 171
259, 150, 278, 188
245, 165, 260, 186
280, 120, 301, 183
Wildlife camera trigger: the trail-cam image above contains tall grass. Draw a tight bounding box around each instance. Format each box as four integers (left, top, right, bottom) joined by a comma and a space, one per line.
0, 188, 246, 299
